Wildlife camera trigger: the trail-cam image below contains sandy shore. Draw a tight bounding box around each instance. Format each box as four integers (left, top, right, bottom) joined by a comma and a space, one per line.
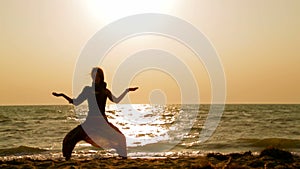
0, 148, 299, 169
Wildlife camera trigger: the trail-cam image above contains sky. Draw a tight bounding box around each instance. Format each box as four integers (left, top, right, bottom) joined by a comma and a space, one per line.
0, 0, 299, 105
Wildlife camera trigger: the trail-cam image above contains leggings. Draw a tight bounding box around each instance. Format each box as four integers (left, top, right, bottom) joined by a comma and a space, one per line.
62, 124, 127, 160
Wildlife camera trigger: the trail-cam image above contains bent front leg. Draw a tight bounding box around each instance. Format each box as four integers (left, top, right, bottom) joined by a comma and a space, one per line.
62, 125, 87, 160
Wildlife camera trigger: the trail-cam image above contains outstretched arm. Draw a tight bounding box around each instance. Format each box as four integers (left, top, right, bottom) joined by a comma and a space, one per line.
53, 87, 88, 106
52, 92, 73, 104
108, 87, 138, 103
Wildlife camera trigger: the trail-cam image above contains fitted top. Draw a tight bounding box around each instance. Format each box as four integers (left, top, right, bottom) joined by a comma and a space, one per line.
73, 83, 112, 122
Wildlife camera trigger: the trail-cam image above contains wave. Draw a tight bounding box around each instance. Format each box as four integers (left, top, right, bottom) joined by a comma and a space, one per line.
237, 138, 300, 149
0, 146, 48, 156
174, 138, 300, 154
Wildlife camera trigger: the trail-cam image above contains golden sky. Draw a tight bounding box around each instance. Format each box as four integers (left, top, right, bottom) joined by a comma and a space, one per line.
0, 0, 299, 105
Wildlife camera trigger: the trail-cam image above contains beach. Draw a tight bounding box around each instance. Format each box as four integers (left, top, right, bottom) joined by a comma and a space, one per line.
1, 148, 299, 169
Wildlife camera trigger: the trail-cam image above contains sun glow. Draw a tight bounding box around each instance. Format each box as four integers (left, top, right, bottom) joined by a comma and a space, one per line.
85, 0, 178, 23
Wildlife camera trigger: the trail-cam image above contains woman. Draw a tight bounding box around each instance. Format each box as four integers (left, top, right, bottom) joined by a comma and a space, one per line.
52, 67, 138, 160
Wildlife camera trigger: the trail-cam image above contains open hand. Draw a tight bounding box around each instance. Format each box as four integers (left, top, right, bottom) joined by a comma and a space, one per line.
128, 87, 138, 92
52, 92, 63, 97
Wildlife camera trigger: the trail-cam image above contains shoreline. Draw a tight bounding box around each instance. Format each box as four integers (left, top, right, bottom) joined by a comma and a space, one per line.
1, 148, 299, 168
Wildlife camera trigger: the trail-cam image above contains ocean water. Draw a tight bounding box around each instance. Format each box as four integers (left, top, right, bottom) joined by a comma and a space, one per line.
0, 104, 299, 160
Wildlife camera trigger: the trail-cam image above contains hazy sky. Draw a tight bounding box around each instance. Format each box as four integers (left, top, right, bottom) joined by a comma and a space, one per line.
0, 0, 299, 105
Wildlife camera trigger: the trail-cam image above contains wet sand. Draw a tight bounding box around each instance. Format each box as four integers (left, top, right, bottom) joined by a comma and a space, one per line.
0, 148, 299, 169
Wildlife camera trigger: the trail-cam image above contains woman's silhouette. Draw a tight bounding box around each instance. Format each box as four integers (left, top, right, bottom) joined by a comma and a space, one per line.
52, 67, 138, 160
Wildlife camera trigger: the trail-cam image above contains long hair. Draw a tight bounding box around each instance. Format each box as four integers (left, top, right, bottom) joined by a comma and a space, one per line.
91, 67, 104, 83
91, 67, 107, 90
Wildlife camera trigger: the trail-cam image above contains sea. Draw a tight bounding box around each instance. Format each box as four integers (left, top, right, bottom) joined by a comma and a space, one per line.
0, 104, 299, 160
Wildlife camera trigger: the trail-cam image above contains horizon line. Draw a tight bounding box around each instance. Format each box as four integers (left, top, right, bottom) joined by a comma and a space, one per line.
0, 102, 299, 106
